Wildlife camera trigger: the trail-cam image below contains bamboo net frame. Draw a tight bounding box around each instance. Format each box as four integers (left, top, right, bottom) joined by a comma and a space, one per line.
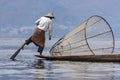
50, 15, 115, 56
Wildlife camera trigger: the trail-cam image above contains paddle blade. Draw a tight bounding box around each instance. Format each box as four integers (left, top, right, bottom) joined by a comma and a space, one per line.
10, 49, 21, 60
10, 43, 26, 60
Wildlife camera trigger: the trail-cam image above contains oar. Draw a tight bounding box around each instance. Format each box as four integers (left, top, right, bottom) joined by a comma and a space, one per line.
10, 42, 26, 60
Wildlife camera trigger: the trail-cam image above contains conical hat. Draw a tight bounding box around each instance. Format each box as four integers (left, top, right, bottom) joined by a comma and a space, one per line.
45, 12, 54, 18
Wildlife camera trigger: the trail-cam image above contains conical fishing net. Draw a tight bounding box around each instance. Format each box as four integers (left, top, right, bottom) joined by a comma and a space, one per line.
50, 15, 115, 56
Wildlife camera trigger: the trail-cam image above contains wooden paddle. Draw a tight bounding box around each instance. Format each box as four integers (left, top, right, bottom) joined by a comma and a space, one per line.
10, 42, 26, 60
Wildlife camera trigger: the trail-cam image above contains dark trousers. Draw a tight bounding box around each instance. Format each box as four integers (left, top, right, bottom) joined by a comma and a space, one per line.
25, 37, 44, 55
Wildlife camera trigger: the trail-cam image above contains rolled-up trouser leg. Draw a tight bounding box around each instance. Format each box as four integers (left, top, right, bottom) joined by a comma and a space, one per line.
25, 37, 32, 45
38, 46, 44, 55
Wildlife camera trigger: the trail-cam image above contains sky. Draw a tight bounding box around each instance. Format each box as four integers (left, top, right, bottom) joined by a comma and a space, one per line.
0, 0, 120, 39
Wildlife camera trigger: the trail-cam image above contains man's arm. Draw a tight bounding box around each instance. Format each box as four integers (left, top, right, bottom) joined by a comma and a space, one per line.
48, 22, 53, 40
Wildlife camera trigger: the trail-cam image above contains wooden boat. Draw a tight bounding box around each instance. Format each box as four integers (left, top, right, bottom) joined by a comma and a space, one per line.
35, 54, 120, 62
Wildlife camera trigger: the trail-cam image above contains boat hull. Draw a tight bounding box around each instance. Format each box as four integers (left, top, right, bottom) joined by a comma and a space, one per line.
35, 54, 120, 62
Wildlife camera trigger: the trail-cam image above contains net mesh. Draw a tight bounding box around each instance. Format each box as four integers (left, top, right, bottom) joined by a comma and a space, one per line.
50, 15, 115, 56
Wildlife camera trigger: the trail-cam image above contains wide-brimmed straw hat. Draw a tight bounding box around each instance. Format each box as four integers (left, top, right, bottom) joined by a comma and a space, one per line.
45, 12, 55, 18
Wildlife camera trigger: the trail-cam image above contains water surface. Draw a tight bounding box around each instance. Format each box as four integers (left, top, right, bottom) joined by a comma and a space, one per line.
0, 38, 120, 80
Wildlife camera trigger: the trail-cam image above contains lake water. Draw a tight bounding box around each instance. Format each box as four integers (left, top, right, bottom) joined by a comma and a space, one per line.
0, 38, 120, 80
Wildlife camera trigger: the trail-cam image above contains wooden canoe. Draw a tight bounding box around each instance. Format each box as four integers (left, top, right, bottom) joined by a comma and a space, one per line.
35, 54, 120, 62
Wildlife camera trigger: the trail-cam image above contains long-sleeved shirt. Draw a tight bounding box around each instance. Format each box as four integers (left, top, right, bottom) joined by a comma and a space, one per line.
35, 16, 53, 36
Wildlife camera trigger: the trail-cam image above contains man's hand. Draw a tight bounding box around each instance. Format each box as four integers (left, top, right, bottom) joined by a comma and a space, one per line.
49, 36, 51, 40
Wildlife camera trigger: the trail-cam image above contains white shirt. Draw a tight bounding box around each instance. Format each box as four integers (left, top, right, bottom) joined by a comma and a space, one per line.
35, 17, 53, 36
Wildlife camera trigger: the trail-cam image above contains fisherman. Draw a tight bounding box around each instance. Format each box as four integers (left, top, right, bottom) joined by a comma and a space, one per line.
25, 12, 55, 55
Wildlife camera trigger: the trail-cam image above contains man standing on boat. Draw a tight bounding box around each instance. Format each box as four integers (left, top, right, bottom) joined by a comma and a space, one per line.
25, 12, 55, 55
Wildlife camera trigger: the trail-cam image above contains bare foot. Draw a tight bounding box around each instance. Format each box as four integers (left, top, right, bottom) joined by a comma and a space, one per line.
39, 53, 43, 56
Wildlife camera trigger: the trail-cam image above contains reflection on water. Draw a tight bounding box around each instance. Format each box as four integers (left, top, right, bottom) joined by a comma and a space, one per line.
0, 38, 120, 80
34, 60, 44, 69
1, 55, 120, 80
33, 60, 120, 80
